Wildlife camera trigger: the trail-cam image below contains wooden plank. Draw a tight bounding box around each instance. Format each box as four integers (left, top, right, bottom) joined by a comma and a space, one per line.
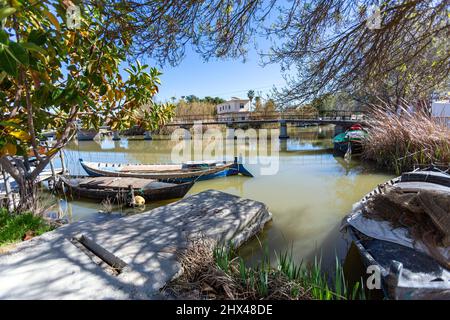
78, 177, 157, 189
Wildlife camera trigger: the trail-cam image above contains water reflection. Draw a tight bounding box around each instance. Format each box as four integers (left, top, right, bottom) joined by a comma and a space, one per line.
52, 125, 393, 268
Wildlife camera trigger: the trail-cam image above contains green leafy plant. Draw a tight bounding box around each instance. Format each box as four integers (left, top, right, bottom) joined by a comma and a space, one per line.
0, 208, 53, 246
0, 1, 175, 211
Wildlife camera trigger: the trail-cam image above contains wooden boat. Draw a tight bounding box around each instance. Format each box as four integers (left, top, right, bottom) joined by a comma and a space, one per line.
333, 124, 367, 156
79, 157, 253, 182
342, 166, 450, 299
58, 176, 194, 203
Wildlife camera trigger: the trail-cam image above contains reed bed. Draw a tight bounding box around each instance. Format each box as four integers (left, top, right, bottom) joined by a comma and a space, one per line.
363, 106, 450, 174
162, 238, 365, 300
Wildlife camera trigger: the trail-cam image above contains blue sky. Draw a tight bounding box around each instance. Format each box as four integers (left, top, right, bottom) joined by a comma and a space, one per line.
149, 45, 288, 103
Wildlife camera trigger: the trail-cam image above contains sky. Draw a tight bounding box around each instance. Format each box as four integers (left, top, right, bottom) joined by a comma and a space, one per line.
149, 45, 289, 103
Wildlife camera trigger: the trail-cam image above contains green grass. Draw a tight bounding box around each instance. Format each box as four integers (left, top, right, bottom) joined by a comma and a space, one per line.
214, 244, 366, 300
0, 208, 53, 246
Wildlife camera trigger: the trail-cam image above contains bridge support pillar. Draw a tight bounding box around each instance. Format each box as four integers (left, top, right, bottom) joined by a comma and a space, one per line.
280, 139, 288, 152
279, 120, 289, 139
180, 125, 192, 140
144, 131, 152, 140
226, 123, 235, 139
112, 130, 120, 141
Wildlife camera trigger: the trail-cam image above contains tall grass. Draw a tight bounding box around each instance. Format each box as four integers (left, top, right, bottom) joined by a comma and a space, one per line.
164, 238, 366, 300
363, 105, 450, 174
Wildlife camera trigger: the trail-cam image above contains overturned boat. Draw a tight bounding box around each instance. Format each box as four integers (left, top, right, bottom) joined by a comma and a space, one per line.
79, 157, 253, 182
342, 167, 450, 299
58, 176, 194, 203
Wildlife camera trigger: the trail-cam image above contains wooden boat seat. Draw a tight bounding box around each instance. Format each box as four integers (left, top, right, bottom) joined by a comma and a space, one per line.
77, 177, 174, 190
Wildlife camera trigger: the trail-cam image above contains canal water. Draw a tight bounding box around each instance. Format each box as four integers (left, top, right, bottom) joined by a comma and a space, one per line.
50, 125, 393, 269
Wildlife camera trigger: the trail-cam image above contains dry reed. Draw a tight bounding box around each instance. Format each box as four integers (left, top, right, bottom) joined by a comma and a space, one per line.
362, 105, 450, 174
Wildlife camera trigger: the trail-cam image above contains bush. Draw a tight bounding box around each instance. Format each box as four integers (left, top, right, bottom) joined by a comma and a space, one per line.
0, 209, 53, 246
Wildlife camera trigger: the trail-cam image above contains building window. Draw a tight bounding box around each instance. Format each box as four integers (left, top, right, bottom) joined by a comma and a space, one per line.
240, 104, 244, 109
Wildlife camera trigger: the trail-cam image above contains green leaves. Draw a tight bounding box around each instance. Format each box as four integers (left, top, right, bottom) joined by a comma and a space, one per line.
0, 29, 9, 44
0, 7, 16, 21
0, 40, 31, 77
0, 0, 173, 154
0, 28, 47, 77
28, 30, 47, 46
9, 41, 29, 65
0, 48, 18, 77
20, 42, 46, 54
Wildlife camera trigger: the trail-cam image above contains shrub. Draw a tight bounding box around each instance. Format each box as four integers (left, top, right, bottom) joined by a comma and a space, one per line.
0, 209, 53, 246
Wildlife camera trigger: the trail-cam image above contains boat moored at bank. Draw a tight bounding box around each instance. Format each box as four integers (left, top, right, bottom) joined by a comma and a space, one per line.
79, 157, 253, 182
58, 175, 194, 204
342, 167, 450, 299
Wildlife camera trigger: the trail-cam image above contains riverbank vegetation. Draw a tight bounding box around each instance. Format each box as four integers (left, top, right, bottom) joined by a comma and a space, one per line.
163, 239, 365, 300
0, 208, 53, 247
363, 106, 450, 174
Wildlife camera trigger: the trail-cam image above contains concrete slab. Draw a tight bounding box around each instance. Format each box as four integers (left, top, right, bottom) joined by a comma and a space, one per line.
0, 190, 272, 299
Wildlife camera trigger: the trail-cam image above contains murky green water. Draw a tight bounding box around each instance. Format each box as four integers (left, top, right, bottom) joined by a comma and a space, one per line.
49, 125, 393, 267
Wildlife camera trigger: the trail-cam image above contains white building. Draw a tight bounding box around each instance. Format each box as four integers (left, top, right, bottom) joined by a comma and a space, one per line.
216, 97, 251, 121
431, 99, 450, 128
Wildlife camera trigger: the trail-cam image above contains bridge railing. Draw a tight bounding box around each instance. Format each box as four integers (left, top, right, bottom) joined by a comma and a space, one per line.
169, 110, 366, 124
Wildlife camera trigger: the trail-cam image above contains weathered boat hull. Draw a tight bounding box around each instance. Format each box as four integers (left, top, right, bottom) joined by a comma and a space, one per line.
79, 158, 253, 182
58, 176, 194, 203
333, 141, 363, 155
342, 168, 450, 300
347, 227, 450, 300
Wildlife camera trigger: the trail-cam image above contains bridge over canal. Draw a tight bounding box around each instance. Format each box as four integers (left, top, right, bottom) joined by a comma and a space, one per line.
167, 110, 366, 139
76, 110, 367, 141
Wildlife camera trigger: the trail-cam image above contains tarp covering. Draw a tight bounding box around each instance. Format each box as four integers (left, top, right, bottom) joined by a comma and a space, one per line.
346, 184, 450, 268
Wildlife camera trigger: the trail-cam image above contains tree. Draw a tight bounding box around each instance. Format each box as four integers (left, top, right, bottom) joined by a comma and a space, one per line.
201, 96, 225, 104
107, 0, 273, 65
254, 96, 263, 112
247, 89, 255, 110
263, 99, 277, 115
106, 1, 448, 107
54, 1, 447, 108
268, 0, 449, 106
185, 95, 199, 104
0, 1, 174, 211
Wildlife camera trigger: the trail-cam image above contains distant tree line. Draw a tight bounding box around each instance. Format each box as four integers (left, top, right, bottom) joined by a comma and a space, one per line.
180, 95, 225, 105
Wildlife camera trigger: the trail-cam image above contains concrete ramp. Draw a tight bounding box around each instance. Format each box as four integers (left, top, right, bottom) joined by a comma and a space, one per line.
0, 190, 272, 299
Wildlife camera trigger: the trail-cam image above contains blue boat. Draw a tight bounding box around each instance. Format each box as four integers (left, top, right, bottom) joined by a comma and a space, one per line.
79, 157, 253, 182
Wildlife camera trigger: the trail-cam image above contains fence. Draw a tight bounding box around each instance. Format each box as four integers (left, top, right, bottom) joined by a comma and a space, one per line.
169, 110, 366, 124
